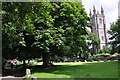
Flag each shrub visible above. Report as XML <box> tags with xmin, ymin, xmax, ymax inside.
<box><xmin>99</xmin><ymin>46</ymin><xmax>112</xmax><ymax>54</ymax></box>
<box><xmin>95</xmin><ymin>53</ymin><xmax>111</xmax><ymax>57</ymax></box>
<box><xmin>111</xmin><ymin>53</ymin><xmax>120</xmax><ymax>56</ymax></box>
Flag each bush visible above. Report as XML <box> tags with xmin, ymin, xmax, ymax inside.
<box><xmin>99</xmin><ymin>46</ymin><xmax>112</xmax><ymax>54</ymax></box>
<box><xmin>95</xmin><ymin>53</ymin><xmax>111</xmax><ymax>57</ymax></box>
<box><xmin>111</xmin><ymin>53</ymin><xmax>120</xmax><ymax>56</ymax></box>
<box><xmin>92</xmin><ymin>53</ymin><xmax>120</xmax><ymax>61</ymax></box>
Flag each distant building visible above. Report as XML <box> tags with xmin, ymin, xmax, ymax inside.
<box><xmin>89</xmin><ymin>6</ymin><xmax>107</xmax><ymax>54</ymax></box>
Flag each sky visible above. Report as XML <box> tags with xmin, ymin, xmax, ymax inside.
<box><xmin>82</xmin><ymin>0</ymin><xmax>119</xmax><ymax>30</ymax></box>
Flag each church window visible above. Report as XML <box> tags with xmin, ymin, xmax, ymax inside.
<box><xmin>99</xmin><ymin>18</ymin><xmax>102</xmax><ymax>24</ymax></box>
<box><xmin>102</xmin><ymin>36</ymin><xmax>104</xmax><ymax>40</ymax></box>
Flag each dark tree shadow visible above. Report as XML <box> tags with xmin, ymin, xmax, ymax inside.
<box><xmin>2</xmin><ymin>61</ymin><xmax>118</xmax><ymax>78</ymax></box>
<box><xmin>30</xmin><ymin>61</ymin><xmax>118</xmax><ymax>78</ymax></box>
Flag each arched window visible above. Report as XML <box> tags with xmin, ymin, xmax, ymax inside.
<box><xmin>102</xmin><ymin>36</ymin><xmax>104</xmax><ymax>40</ymax></box>
<box><xmin>99</xmin><ymin>18</ymin><xmax>102</xmax><ymax>24</ymax></box>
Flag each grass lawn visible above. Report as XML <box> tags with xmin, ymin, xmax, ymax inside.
<box><xmin>29</xmin><ymin>61</ymin><xmax>118</xmax><ymax>78</ymax></box>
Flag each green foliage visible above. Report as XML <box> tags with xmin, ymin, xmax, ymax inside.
<box><xmin>86</xmin><ymin>29</ymin><xmax>100</xmax><ymax>48</ymax></box>
<box><xmin>111</xmin><ymin>53</ymin><xmax>120</xmax><ymax>56</ymax></box>
<box><xmin>108</xmin><ymin>18</ymin><xmax>120</xmax><ymax>53</ymax></box>
<box><xmin>95</xmin><ymin>53</ymin><xmax>111</xmax><ymax>57</ymax></box>
<box><xmin>99</xmin><ymin>46</ymin><xmax>112</xmax><ymax>54</ymax></box>
<box><xmin>2</xmin><ymin>2</ymin><xmax>96</xmax><ymax>63</ymax></box>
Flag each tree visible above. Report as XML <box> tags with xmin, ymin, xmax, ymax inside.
<box><xmin>2</xmin><ymin>2</ymin><xmax>36</xmax><ymax>68</ymax></box>
<box><xmin>32</xmin><ymin>2</ymin><xmax>90</xmax><ymax>66</ymax></box>
<box><xmin>86</xmin><ymin>29</ymin><xmax>100</xmax><ymax>54</ymax></box>
<box><xmin>108</xmin><ymin>18</ymin><xmax>120</xmax><ymax>54</ymax></box>
<box><xmin>2</xmin><ymin>2</ymin><xmax>94</xmax><ymax>67</ymax></box>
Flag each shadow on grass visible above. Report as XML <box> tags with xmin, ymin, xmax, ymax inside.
<box><xmin>2</xmin><ymin>68</ymin><xmax>26</xmax><ymax>77</ymax></box>
<box><xmin>30</xmin><ymin>61</ymin><xmax>118</xmax><ymax>78</ymax></box>
<box><xmin>2</xmin><ymin>61</ymin><xmax>118</xmax><ymax>79</ymax></box>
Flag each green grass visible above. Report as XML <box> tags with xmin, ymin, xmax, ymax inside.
<box><xmin>30</xmin><ymin>61</ymin><xmax>118</xmax><ymax>78</ymax></box>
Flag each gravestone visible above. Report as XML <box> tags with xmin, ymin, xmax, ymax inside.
<box><xmin>26</xmin><ymin>69</ymin><xmax>31</xmax><ymax>78</ymax></box>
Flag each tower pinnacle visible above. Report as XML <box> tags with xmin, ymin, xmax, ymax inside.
<box><xmin>93</xmin><ymin>5</ymin><xmax>96</xmax><ymax>14</ymax></box>
<box><xmin>89</xmin><ymin>9</ymin><xmax>92</xmax><ymax>17</ymax></box>
<box><xmin>101</xmin><ymin>6</ymin><xmax>104</xmax><ymax>15</ymax></box>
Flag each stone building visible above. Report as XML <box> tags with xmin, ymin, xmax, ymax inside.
<box><xmin>89</xmin><ymin>6</ymin><xmax>107</xmax><ymax>54</ymax></box>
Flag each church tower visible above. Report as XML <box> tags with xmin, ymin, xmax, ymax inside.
<box><xmin>89</xmin><ymin>6</ymin><xmax>107</xmax><ymax>54</ymax></box>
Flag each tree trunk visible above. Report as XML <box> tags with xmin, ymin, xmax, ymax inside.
<box><xmin>22</xmin><ymin>51</ymin><xmax>27</xmax><ymax>69</ymax></box>
<box><xmin>23</xmin><ymin>59</ymin><xmax>26</xmax><ymax>69</ymax></box>
<box><xmin>42</xmin><ymin>52</ymin><xmax>50</xmax><ymax>67</ymax></box>
<box><xmin>22</xmin><ymin>59</ymin><xmax>26</xmax><ymax>76</ymax></box>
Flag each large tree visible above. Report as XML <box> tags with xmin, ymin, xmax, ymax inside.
<box><xmin>2</xmin><ymin>2</ymin><xmax>95</xmax><ymax>67</ymax></box>
<box><xmin>2</xmin><ymin>2</ymin><xmax>37</xmax><ymax>68</ymax></box>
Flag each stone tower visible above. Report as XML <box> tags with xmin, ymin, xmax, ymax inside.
<box><xmin>89</xmin><ymin>6</ymin><xmax>107</xmax><ymax>54</ymax></box>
